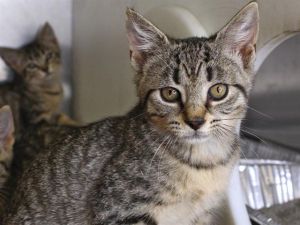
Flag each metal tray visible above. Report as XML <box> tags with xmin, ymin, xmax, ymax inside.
<box><xmin>239</xmin><ymin>159</ymin><xmax>300</xmax><ymax>209</ymax></box>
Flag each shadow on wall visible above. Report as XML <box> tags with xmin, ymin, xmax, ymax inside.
<box><xmin>245</xmin><ymin>34</ymin><xmax>300</xmax><ymax>150</ymax></box>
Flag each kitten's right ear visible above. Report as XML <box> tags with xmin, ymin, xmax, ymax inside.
<box><xmin>0</xmin><ymin>106</ymin><xmax>14</xmax><ymax>151</ymax></box>
<box><xmin>126</xmin><ymin>8</ymin><xmax>169</xmax><ymax>70</ymax></box>
<box><xmin>0</xmin><ymin>48</ymin><xmax>24</xmax><ymax>74</ymax></box>
<box><xmin>37</xmin><ymin>22</ymin><xmax>59</xmax><ymax>50</ymax></box>
<box><xmin>216</xmin><ymin>2</ymin><xmax>259</xmax><ymax>70</ymax></box>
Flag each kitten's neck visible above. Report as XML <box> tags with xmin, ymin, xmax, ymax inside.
<box><xmin>20</xmin><ymin>82</ymin><xmax>63</xmax><ymax>124</ymax></box>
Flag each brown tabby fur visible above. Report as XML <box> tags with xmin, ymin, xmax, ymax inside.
<box><xmin>0</xmin><ymin>22</ymin><xmax>76</xmax><ymax>138</ymax></box>
<box><xmin>0</xmin><ymin>23</ymin><xmax>78</xmax><ymax>221</ymax></box>
<box><xmin>5</xmin><ymin>3</ymin><xmax>258</xmax><ymax>225</ymax></box>
<box><xmin>0</xmin><ymin>106</ymin><xmax>14</xmax><ymax>220</ymax></box>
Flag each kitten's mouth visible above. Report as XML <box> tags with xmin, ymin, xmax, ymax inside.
<box><xmin>182</xmin><ymin>132</ymin><xmax>210</xmax><ymax>143</ymax></box>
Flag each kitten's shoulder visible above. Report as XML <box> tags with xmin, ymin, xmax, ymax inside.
<box><xmin>86</xmin><ymin>115</ymin><xmax>127</xmax><ymax>132</ymax></box>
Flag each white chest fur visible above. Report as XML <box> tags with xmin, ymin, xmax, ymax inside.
<box><xmin>151</xmin><ymin>159</ymin><xmax>235</xmax><ymax>225</ymax></box>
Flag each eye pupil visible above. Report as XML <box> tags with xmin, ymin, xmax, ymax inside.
<box><xmin>27</xmin><ymin>63</ymin><xmax>36</xmax><ymax>69</ymax></box>
<box><xmin>161</xmin><ymin>87</ymin><xmax>180</xmax><ymax>102</ymax></box>
<box><xmin>209</xmin><ymin>84</ymin><xmax>228</xmax><ymax>101</ymax></box>
<box><xmin>217</xmin><ymin>86</ymin><xmax>224</xmax><ymax>94</ymax></box>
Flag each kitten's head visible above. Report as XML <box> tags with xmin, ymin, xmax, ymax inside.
<box><xmin>0</xmin><ymin>23</ymin><xmax>61</xmax><ymax>85</ymax></box>
<box><xmin>0</xmin><ymin>106</ymin><xmax>14</xmax><ymax>164</ymax></box>
<box><xmin>126</xmin><ymin>3</ymin><xmax>259</xmax><ymax>167</ymax></box>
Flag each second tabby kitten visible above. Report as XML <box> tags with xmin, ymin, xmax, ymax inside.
<box><xmin>5</xmin><ymin>3</ymin><xmax>259</xmax><ymax>225</ymax></box>
<box><xmin>0</xmin><ymin>106</ymin><xmax>14</xmax><ymax>219</ymax></box>
<box><xmin>0</xmin><ymin>23</ymin><xmax>77</xmax><ymax>219</ymax></box>
<box><xmin>0</xmin><ymin>22</ymin><xmax>74</xmax><ymax>138</ymax></box>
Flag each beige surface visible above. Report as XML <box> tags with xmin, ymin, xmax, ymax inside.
<box><xmin>73</xmin><ymin>0</ymin><xmax>135</xmax><ymax>122</ymax></box>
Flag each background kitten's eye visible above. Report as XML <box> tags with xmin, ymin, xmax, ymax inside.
<box><xmin>47</xmin><ymin>52</ymin><xmax>56</xmax><ymax>60</ymax></box>
<box><xmin>161</xmin><ymin>87</ymin><xmax>180</xmax><ymax>102</ymax></box>
<box><xmin>27</xmin><ymin>63</ymin><xmax>37</xmax><ymax>70</ymax></box>
<box><xmin>209</xmin><ymin>84</ymin><xmax>228</xmax><ymax>100</ymax></box>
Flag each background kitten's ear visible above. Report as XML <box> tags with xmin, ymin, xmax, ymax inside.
<box><xmin>216</xmin><ymin>2</ymin><xmax>259</xmax><ymax>69</ymax></box>
<box><xmin>0</xmin><ymin>106</ymin><xmax>14</xmax><ymax>151</ymax></box>
<box><xmin>0</xmin><ymin>48</ymin><xmax>24</xmax><ymax>74</ymax></box>
<box><xmin>37</xmin><ymin>22</ymin><xmax>59</xmax><ymax>50</ymax></box>
<box><xmin>126</xmin><ymin>8</ymin><xmax>169</xmax><ymax>70</ymax></box>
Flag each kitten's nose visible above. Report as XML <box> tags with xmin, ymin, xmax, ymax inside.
<box><xmin>186</xmin><ymin>118</ymin><xmax>205</xmax><ymax>130</ymax></box>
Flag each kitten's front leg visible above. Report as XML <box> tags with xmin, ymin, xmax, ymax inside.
<box><xmin>194</xmin><ymin>216</ymin><xmax>213</xmax><ymax>225</ymax></box>
<box><xmin>195</xmin><ymin>200</ymin><xmax>229</xmax><ymax>225</ymax></box>
<box><xmin>57</xmin><ymin>113</ymin><xmax>80</xmax><ymax>126</ymax></box>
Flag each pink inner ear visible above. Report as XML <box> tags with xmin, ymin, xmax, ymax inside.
<box><xmin>240</xmin><ymin>45</ymin><xmax>255</xmax><ymax>69</ymax></box>
<box><xmin>223</xmin><ymin>19</ymin><xmax>258</xmax><ymax>69</ymax></box>
<box><xmin>130</xmin><ymin>50</ymin><xmax>146</xmax><ymax>70</ymax></box>
<box><xmin>218</xmin><ymin>3</ymin><xmax>258</xmax><ymax>69</ymax></box>
<box><xmin>127</xmin><ymin>31</ymin><xmax>147</xmax><ymax>67</ymax></box>
<box><xmin>126</xmin><ymin>9</ymin><xmax>169</xmax><ymax>71</ymax></box>
<box><xmin>127</xmin><ymin>31</ymin><xmax>139</xmax><ymax>51</ymax></box>
<box><xmin>129</xmin><ymin>50</ymin><xmax>133</xmax><ymax>59</ymax></box>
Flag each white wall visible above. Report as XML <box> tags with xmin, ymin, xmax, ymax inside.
<box><xmin>0</xmin><ymin>0</ymin><xmax>72</xmax><ymax>113</ymax></box>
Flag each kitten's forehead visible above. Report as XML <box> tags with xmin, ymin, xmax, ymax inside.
<box><xmin>170</xmin><ymin>37</ymin><xmax>241</xmax><ymax>85</ymax></box>
<box><xmin>174</xmin><ymin>37</ymin><xmax>214</xmax><ymax>65</ymax></box>
<box><xmin>139</xmin><ymin>36</ymin><xmax>248</xmax><ymax>100</ymax></box>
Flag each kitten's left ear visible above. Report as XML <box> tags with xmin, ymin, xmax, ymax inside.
<box><xmin>37</xmin><ymin>22</ymin><xmax>59</xmax><ymax>50</ymax></box>
<box><xmin>216</xmin><ymin>2</ymin><xmax>259</xmax><ymax>69</ymax></box>
<box><xmin>0</xmin><ymin>48</ymin><xmax>24</xmax><ymax>74</ymax></box>
<box><xmin>126</xmin><ymin>8</ymin><xmax>169</xmax><ymax>70</ymax></box>
<box><xmin>0</xmin><ymin>106</ymin><xmax>14</xmax><ymax>151</ymax></box>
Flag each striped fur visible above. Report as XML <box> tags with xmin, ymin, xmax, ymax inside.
<box><xmin>0</xmin><ymin>106</ymin><xmax>14</xmax><ymax>220</ymax></box>
<box><xmin>5</xmin><ymin>3</ymin><xmax>258</xmax><ymax>225</ymax></box>
<box><xmin>0</xmin><ymin>23</ymin><xmax>77</xmax><ymax>221</ymax></box>
<box><xmin>0</xmin><ymin>23</ymin><xmax>76</xmax><ymax>133</ymax></box>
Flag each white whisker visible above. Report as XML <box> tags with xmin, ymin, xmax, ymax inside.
<box><xmin>149</xmin><ymin>135</ymin><xmax>170</xmax><ymax>168</ymax></box>
<box><xmin>247</xmin><ymin>105</ymin><xmax>273</xmax><ymax>119</ymax></box>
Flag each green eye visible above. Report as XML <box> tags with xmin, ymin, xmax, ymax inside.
<box><xmin>209</xmin><ymin>84</ymin><xmax>228</xmax><ymax>100</ymax></box>
<box><xmin>47</xmin><ymin>52</ymin><xmax>57</xmax><ymax>60</ymax></box>
<box><xmin>27</xmin><ymin>63</ymin><xmax>37</xmax><ymax>70</ymax></box>
<box><xmin>161</xmin><ymin>87</ymin><xmax>180</xmax><ymax>102</ymax></box>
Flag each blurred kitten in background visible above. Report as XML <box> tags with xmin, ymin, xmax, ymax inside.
<box><xmin>0</xmin><ymin>24</ymin><xmax>78</xmax><ymax>218</ymax></box>
<box><xmin>0</xmin><ymin>106</ymin><xmax>14</xmax><ymax>219</ymax></box>
<box><xmin>0</xmin><ymin>22</ymin><xmax>76</xmax><ymax>139</ymax></box>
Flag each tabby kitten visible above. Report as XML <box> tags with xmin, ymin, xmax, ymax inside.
<box><xmin>0</xmin><ymin>106</ymin><xmax>14</xmax><ymax>218</ymax></box>
<box><xmin>5</xmin><ymin>3</ymin><xmax>259</xmax><ymax>225</ymax></box>
<box><xmin>0</xmin><ymin>22</ymin><xmax>74</xmax><ymax>138</ymax></box>
<box><xmin>0</xmin><ymin>23</ymin><xmax>75</xmax><ymax>215</ymax></box>
<box><xmin>0</xmin><ymin>23</ymin><xmax>76</xmax><ymax>218</ymax></box>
